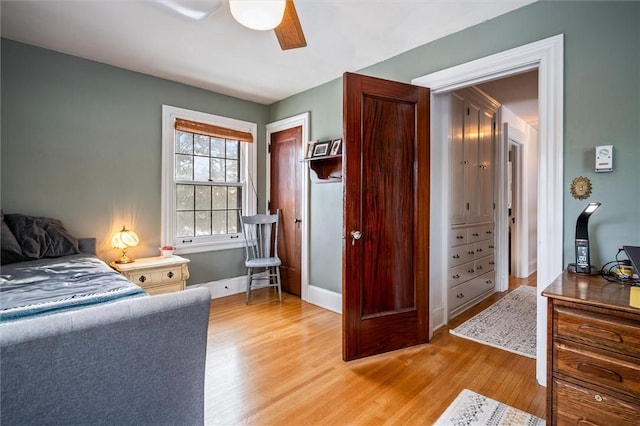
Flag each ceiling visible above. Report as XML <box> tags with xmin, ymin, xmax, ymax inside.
<box><xmin>477</xmin><ymin>70</ymin><xmax>539</xmax><ymax>129</ymax></box>
<box><xmin>1</xmin><ymin>0</ymin><xmax>537</xmax><ymax>106</ymax></box>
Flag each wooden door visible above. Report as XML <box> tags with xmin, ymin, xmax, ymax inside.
<box><xmin>342</xmin><ymin>72</ymin><xmax>430</xmax><ymax>361</ymax></box>
<box><xmin>270</xmin><ymin>127</ymin><xmax>302</xmax><ymax>296</ymax></box>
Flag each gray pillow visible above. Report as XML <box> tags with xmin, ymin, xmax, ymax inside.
<box><xmin>1</xmin><ymin>215</ymin><xmax>25</xmax><ymax>264</ymax></box>
<box><xmin>3</xmin><ymin>214</ymin><xmax>80</xmax><ymax>260</ymax></box>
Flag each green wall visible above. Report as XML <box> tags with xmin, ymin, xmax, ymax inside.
<box><xmin>2</xmin><ymin>1</ymin><xmax>639</xmax><ymax>293</ymax></box>
<box><xmin>0</xmin><ymin>39</ymin><xmax>269</xmax><ymax>284</ymax></box>
<box><xmin>270</xmin><ymin>0</ymin><xmax>640</xmax><ymax>291</ymax></box>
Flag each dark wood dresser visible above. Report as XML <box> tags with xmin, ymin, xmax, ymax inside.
<box><xmin>543</xmin><ymin>271</ymin><xmax>640</xmax><ymax>425</ymax></box>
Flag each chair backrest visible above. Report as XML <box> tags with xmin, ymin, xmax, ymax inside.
<box><xmin>240</xmin><ymin>210</ymin><xmax>280</xmax><ymax>261</ymax></box>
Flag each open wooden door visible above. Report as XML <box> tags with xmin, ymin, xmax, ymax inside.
<box><xmin>342</xmin><ymin>72</ymin><xmax>430</xmax><ymax>361</ymax></box>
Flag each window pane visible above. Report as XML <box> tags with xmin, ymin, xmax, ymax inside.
<box><xmin>176</xmin><ymin>131</ymin><xmax>193</xmax><ymax>154</ymax></box>
<box><xmin>212</xmin><ymin>211</ymin><xmax>226</xmax><ymax>234</ymax></box>
<box><xmin>211</xmin><ymin>137</ymin><xmax>225</xmax><ymax>157</ymax></box>
<box><xmin>226</xmin><ymin>140</ymin><xmax>239</xmax><ymax>159</ymax></box>
<box><xmin>226</xmin><ymin>159</ymin><xmax>239</xmax><ymax>182</ymax></box>
<box><xmin>228</xmin><ymin>186</ymin><xmax>240</xmax><ymax>209</ymax></box>
<box><xmin>195</xmin><ymin>186</ymin><xmax>211</xmax><ymax>210</ymax></box>
<box><xmin>177</xmin><ymin>211</ymin><xmax>194</xmax><ymax>237</ymax></box>
<box><xmin>176</xmin><ymin>184</ymin><xmax>194</xmax><ymax>210</ymax></box>
<box><xmin>210</xmin><ymin>158</ymin><xmax>224</xmax><ymax>182</ymax></box>
<box><xmin>194</xmin><ymin>156</ymin><xmax>209</xmax><ymax>181</ymax></box>
<box><xmin>212</xmin><ymin>186</ymin><xmax>227</xmax><ymax>210</ymax></box>
<box><xmin>196</xmin><ymin>211</ymin><xmax>212</xmax><ymax>236</ymax></box>
<box><xmin>228</xmin><ymin>210</ymin><xmax>240</xmax><ymax>234</ymax></box>
<box><xmin>194</xmin><ymin>134</ymin><xmax>210</xmax><ymax>156</ymax></box>
<box><xmin>175</xmin><ymin>154</ymin><xmax>193</xmax><ymax>180</ymax></box>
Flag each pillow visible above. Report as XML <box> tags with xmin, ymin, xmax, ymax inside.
<box><xmin>3</xmin><ymin>213</ymin><xmax>80</xmax><ymax>260</ymax></box>
<box><xmin>1</xmin><ymin>214</ymin><xmax>26</xmax><ymax>264</ymax></box>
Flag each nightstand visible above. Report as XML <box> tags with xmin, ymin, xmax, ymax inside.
<box><xmin>110</xmin><ymin>255</ymin><xmax>190</xmax><ymax>295</ymax></box>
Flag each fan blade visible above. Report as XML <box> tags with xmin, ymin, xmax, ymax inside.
<box><xmin>274</xmin><ymin>0</ymin><xmax>306</xmax><ymax>50</ymax></box>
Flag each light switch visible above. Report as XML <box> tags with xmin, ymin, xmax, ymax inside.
<box><xmin>595</xmin><ymin>145</ymin><xmax>613</xmax><ymax>172</ymax></box>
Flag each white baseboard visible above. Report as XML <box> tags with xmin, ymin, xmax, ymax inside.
<box><xmin>191</xmin><ymin>276</ymin><xmax>246</xmax><ymax>299</ymax></box>
<box><xmin>305</xmin><ymin>285</ymin><xmax>342</xmax><ymax>314</ymax></box>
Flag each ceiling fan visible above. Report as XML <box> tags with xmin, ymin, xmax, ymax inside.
<box><xmin>157</xmin><ymin>0</ymin><xmax>306</xmax><ymax>50</ymax></box>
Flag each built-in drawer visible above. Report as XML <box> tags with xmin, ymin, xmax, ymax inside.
<box><xmin>554</xmin><ymin>305</ymin><xmax>640</xmax><ymax>358</ymax></box>
<box><xmin>481</xmin><ymin>224</ymin><xmax>494</xmax><ymax>240</ymax></box>
<box><xmin>449</xmin><ymin>271</ymin><xmax>494</xmax><ymax>310</ymax></box>
<box><xmin>473</xmin><ymin>239</ymin><xmax>494</xmax><ymax>259</ymax></box>
<box><xmin>475</xmin><ymin>255</ymin><xmax>495</xmax><ymax>275</ymax></box>
<box><xmin>552</xmin><ymin>378</ymin><xmax>640</xmax><ymax>425</ymax></box>
<box><xmin>467</xmin><ymin>225</ymin><xmax>484</xmax><ymax>243</ymax></box>
<box><xmin>449</xmin><ymin>228</ymin><xmax>467</xmax><ymax>247</ymax></box>
<box><xmin>448</xmin><ymin>261</ymin><xmax>475</xmax><ymax>288</ymax></box>
<box><xmin>449</xmin><ymin>243</ymin><xmax>475</xmax><ymax>267</ymax></box>
<box><xmin>554</xmin><ymin>340</ymin><xmax>640</xmax><ymax>398</ymax></box>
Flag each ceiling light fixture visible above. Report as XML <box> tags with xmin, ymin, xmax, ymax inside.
<box><xmin>229</xmin><ymin>0</ymin><xmax>286</xmax><ymax>31</ymax></box>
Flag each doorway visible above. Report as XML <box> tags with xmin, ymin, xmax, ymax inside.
<box><xmin>412</xmin><ymin>34</ymin><xmax>564</xmax><ymax>385</ymax></box>
<box><xmin>266</xmin><ymin>113</ymin><xmax>310</xmax><ymax>299</ymax></box>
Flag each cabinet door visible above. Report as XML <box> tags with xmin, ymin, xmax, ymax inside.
<box><xmin>449</xmin><ymin>93</ymin><xmax>466</xmax><ymax>224</ymax></box>
<box><xmin>464</xmin><ymin>101</ymin><xmax>481</xmax><ymax>221</ymax></box>
<box><xmin>478</xmin><ymin>109</ymin><xmax>495</xmax><ymax>222</ymax></box>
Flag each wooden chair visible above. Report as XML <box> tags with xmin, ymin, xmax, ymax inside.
<box><xmin>239</xmin><ymin>210</ymin><xmax>282</xmax><ymax>304</ymax></box>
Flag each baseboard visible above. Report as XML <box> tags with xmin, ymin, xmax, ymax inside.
<box><xmin>305</xmin><ymin>285</ymin><xmax>342</xmax><ymax>314</ymax></box>
<box><xmin>191</xmin><ymin>276</ymin><xmax>246</xmax><ymax>299</ymax></box>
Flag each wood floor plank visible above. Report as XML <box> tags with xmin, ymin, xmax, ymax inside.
<box><xmin>205</xmin><ymin>278</ymin><xmax>545</xmax><ymax>425</ymax></box>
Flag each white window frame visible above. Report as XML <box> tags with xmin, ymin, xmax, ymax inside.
<box><xmin>161</xmin><ymin>105</ymin><xmax>257</xmax><ymax>254</ymax></box>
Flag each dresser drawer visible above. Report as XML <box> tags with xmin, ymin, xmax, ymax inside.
<box><xmin>449</xmin><ymin>228</ymin><xmax>467</xmax><ymax>247</ymax></box>
<box><xmin>554</xmin><ymin>340</ymin><xmax>640</xmax><ymax>398</ymax></box>
<box><xmin>554</xmin><ymin>305</ymin><xmax>640</xmax><ymax>358</ymax></box>
<box><xmin>448</xmin><ymin>261</ymin><xmax>475</xmax><ymax>287</ymax></box>
<box><xmin>473</xmin><ymin>239</ymin><xmax>494</xmax><ymax>259</ymax></box>
<box><xmin>449</xmin><ymin>243</ymin><xmax>475</xmax><ymax>267</ymax></box>
<box><xmin>552</xmin><ymin>378</ymin><xmax>640</xmax><ymax>425</ymax></box>
<box><xmin>144</xmin><ymin>281</ymin><xmax>185</xmax><ymax>296</ymax></box>
<box><xmin>449</xmin><ymin>272</ymin><xmax>494</xmax><ymax>310</ymax></box>
<box><xmin>466</xmin><ymin>225</ymin><xmax>484</xmax><ymax>243</ymax></box>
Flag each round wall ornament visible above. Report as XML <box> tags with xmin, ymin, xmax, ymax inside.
<box><xmin>570</xmin><ymin>176</ymin><xmax>592</xmax><ymax>200</ymax></box>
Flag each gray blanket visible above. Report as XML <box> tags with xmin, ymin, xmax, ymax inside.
<box><xmin>0</xmin><ymin>254</ymin><xmax>146</xmax><ymax>322</ymax></box>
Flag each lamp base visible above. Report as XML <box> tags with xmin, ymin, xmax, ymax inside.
<box><xmin>115</xmin><ymin>255</ymin><xmax>135</xmax><ymax>264</ymax></box>
<box><xmin>566</xmin><ymin>263</ymin><xmax>599</xmax><ymax>275</ymax></box>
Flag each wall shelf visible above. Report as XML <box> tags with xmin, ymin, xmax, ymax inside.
<box><xmin>303</xmin><ymin>155</ymin><xmax>342</xmax><ymax>183</ymax></box>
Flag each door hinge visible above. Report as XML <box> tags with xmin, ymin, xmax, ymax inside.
<box><xmin>268</xmin><ymin>143</ymin><xmax>271</xmax><ymax>154</ymax></box>
<box><xmin>268</xmin><ymin>201</ymin><xmax>271</xmax><ymax>212</ymax></box>
<box><xmin>466</xmin><ymin>107</ymin><xmax>470</xmax><ymax>115</ymax></box>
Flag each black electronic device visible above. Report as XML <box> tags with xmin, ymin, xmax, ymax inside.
<box><xmin>574</xmin><ymin>202</ymin><xmax>601</xmax><ymax>275</ymax></box>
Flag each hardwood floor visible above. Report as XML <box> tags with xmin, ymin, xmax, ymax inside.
<box><xmin>204</xmin><ymin>275</ymin><xmax>544</xmax><ymax>425</ymax></box>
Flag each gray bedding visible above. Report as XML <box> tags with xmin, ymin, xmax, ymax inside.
<box><xmin>0</xmin><ymin>254</ymin><xmax>146</xmax><ymax>322</ymax></box>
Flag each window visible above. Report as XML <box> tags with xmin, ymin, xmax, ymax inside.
<box><xmin>162</xmin><ymin>105</ymin><xmax>257</xmax><ymax>253</ymax></box>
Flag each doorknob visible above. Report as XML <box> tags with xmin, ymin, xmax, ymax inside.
<box><xmin>350</xmin><ymin>230</ymin><xmax>362</xmax><ymax>246</ymax></box>
<box><xmin>294</xmin><ymin>218</ymin><xmax>302</xmax><ymax>224</ymax></box>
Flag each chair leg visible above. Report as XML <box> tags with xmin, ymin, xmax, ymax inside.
<box><xmin>275</xmin><ymin>266</ymin><xmax>282</xmax><ymax>302</ymax></box>
<box><xmin>246</xmin><ymin>268</ymin><xmax>252</xmax><ymax>304</ymax></box>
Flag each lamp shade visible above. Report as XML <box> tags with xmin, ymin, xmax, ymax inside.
<box><xmin>229</xmin><ymin>0</ymin><xmax>286</xmax><ymax>31</ymax></box>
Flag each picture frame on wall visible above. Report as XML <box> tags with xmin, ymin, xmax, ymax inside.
<box><xmin>330</xmin><ymin>138</ymin><xmax>342</xmax><ymax>156</ymax></box>
<box><xmin>312</xmin><ymin>141</ymin><xmax>331</xmax><ymax>157</ymax></box>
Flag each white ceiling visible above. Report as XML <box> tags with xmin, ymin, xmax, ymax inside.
<box><xmin>1</xmin><ymin>0</ymin><xmax>537</xmax><ymax>106</ymax></box>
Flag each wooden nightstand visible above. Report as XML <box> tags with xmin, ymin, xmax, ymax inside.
<box><xmin>110</xmin><ymin>255</ymin><xmax>190</xmax><ymax>295</ymax></box>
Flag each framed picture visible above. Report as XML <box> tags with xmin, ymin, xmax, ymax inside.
<box><xmin>330</xmin><ymin>138</ymin><xmax>342</xmax><ymax>156</ymax></box>
<box><xmin>312</xmin><ymin>141</ymin><xmax>330</xmax><ymax>157</ymax></box>
<box><xmin>305</xmin><ymin>140</ymin><xmax>318</xmax><ymax>158</ymax></box>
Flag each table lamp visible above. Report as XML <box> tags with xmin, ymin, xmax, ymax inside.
<box><xmin>112</xmin><ymin>226</ymin><xmax>139</xmax><ymax>264</ymax></box>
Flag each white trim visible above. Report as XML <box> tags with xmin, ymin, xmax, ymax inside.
<box><xmin>306</xmin><ymin>285</ymin><xmax>342</xmax><ymax>314</ymax></box>
<box><xmin>265</xmin><ymin>113</ymin><xmax>312</xmax><ymax>303</ymax></box>
<box><xmin>161</xmin><ymin>105</ymin><xmax>257</xmax><ymax>254</ymax></box>
<box><xmin>412</xmin><ymin>34</ymin><xmax>564</xmax><ymax>386</ymax></box>
<box><xmin>192</xmin><ymin>276</ymin><xmax>246</xmax><ymax>299</ymax></box>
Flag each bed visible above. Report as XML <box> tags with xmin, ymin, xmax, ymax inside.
<box><xmin>0</xmin><ymin>213</ymin><xmax>211</xmax><ymax>425</ymax></box>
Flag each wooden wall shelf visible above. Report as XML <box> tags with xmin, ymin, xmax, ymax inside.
<box><xmin>303</xmin><ymin>155</ymin><xmax>342</xmax><ymax>183</ymax></box>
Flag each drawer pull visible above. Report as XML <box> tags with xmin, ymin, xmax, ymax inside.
<box><xmin>577</xmin><ymin>362</ymin><xmax>623</xmax><ymax>383</ymax></box>
<box><xmin>139</xmin><ymin>275</ymin><xmax>147</xmax><ymax>283</ymax></box>
<box><xmin>452</xmin><ymin>254</ymin><xmax>460</xmax><ymax>259</ymax></box>
<box><xmin>452</xmin><ymin>274</ymin><xmax>460</xmax><ymax>279</ymax></box>
<box><xmin>477</xmin><ymin>265</ymin><xmax>483</xmax><ymax>270</ymax></box>
<box><xmin>468</xmin><ymin>251</ymin><xmax>475</xmax><ymax>255</ymax></box>
<box><xmin>476</xmin><ymin>248</ymin><xmax>483</xmax><ymax>252</ymax></box>
<box><xmin>577</xmin><ymin>324</ymin><xmax>623</xmax><ymax>343</ymax></box>
<box><xmin>594</xmin><ymin>394</ymin><xmax>603</xmax><ymax>403</ymax></box>
<box><xmin>167</xmin><ymin>271</ymin><xmax>174</xmax><ymax>279</ymax></box>
<box><xmin>467</xmin><ymin>268</ymin><xmax>475</xmax><ymax>273</ymax></box>
<box><xmin>472</xmin><ymin>233</ymin><xmax>480</xmax><ymax>237</ymax></box>
<box><xmin>457</xmin><ymin>293</ymin><xmax>464</xmax><ymax>299</ymax></box>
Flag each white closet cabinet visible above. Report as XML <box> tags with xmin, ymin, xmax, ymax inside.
<box><xmin>448</xmin><ymin>87</ymin><xmax>499</xmax><ymax>319</ymax></box>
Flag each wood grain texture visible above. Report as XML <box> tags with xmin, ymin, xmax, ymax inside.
<box><xmin>204</xmin><ymin>277</ymin><xmax>545</xmax><ymax>425</ymax></box>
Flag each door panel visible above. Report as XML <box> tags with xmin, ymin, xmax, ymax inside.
<box><xmin>342</xmin><ymin>72</ymin><xmax>430</xmax><ymax>361</ymax></box>
<box><xmin>270</xmin><ymin>127</ymin><xmax>302</xmax><ymax>296</ymax></box>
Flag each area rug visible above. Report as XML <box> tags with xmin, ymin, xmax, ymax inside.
<box><xmin>434</xmin><ymin>389</ymin><xmax>545</xmax><ymax>426</ymax></box>
<box><xmin>450</xmin><ymin>285</ymin><xmax>537</xmax><ymax>358</ymax></box>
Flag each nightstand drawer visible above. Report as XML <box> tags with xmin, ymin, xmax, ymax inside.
<box><xmin>554</xmin><ymin>305</ymin><xmax>640</xmax><ymax>357</ymax></box>
<box><xmin>143</xmin><ymin>281</ymin><xmax>185</xmax><ymax>296</ymax></box>
<box><xmin>554</xmin><ymin>340</ymin><xmax>640</xmax><ymax>398</ymax></box>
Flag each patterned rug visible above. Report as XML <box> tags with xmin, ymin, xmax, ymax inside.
<box><xmin>434</xmin><ymin>389</ymin><xmax>545</xmax><ymax>425</ymax></box>
<box><xmin>450</xmin><ymin>285</ymin><xmax>537</xmax><ymax>358</ymax></box>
